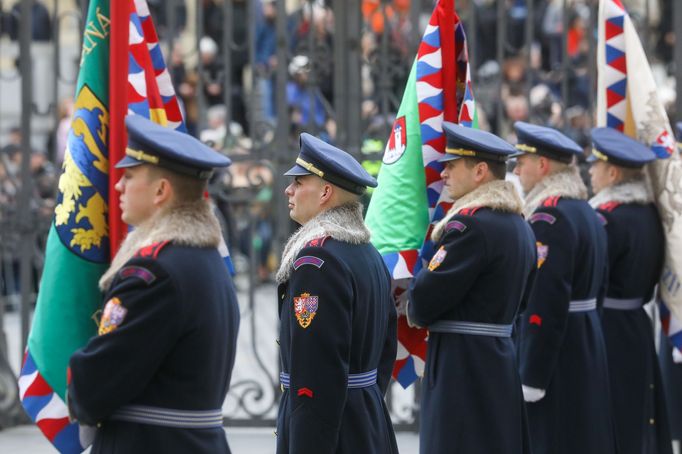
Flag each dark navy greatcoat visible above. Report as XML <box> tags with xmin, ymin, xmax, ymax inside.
<box><xmin>276</xmin><ymin>237</ymin><xmax>398</xmax><ymax>454</ymax></box>
<box><xmin>409</xmin><ymin>207</ymin><xmax>536</xmax><ymax>454</ymax></box>
<box><xmin>660</xmin><ymin>332</ymin><xmax>682</xmax><ymax>442</ymax></box>
<box><xmin>597</xmin><ymin>201</ymin><xmax>671</xmax><ymax>454</ymax></box>
<box><xmin>68</xmin><ymin>242</ymin><xmax>240</xmax><ymax>454</ymax></box>
<box><xmin>519</xmin><ymin>197</ymin><xmax>617</xmax><ymax>454</ymax></box>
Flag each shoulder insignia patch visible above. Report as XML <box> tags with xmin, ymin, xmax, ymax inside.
<box><xmin>293</xmin><ymin>255</ymin><xmax>325</xmax><ymax>270</ymax></box>
<box><xmin>304</xmin><ymin>236</ymin><xmax>330</xmax><ymax>248</ymax></box>
<box><xmin>428</xmin><ymin>246</ymin><xmax>447</xmax><ymax>271</ymax></box>
<box><xmin>536</xmin><ymin>242</ymin><xmax>548</xmax><ymax>269</ymax></box>
<box><xmin>528</xmin><ymin>212</ymin><xmax>557</xmax><ymax>224</ymax></box>
<box><xmin>135</xmin><ymin>240</ymin><xmax>170</xmax><ymax>259</ymax></box>
<box><xmin>98</xmin><ymin>297</ymin><xmax>128</xmax><ymax>335</ymax></box>
<box><xmin>542</xmin><ymin>196</ymin><xmax>561</xmax><ymax>207</ymax></box>
<box><xmin>598</xmin><ymin>201</ymin><xmax>621</xmax><ymax>213</ymax></box>
<box><xmin>596</xmin><ymin>212</ymin><xmax>608</xmax><ymax>226</ymax></box>
<box><xmin>294</xmin><ymin>293</ymin><xmax>319</xmax><ymax>328</ymax></box>
<box><xmin>459</xmin><ymin>207</ymin><xmax>481</xmax><ymax>216</ymax></box>
<box><xmin>118</xmin><ymin>266</ymin><xmax>156</xmax><ymax>285</ymax></box>
<box><xmin>445</xmin><ymin>220</ymin><xmax>467</xmax><ymax>233</ymax></box>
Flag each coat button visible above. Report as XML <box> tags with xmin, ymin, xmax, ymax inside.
<box><xmin>649</xmin><ymin>418</ymin><xmax>655</xmax><ymax>425</ymax></box>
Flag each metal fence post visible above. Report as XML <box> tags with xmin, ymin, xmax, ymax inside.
<box><xmin>18</xmin><ymin>0</ymin><xmax>34</xmax><ymax>365</ymax></box>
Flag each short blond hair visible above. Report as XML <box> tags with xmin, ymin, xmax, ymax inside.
<box><xmin>147</xmin><ymin>166</ymin><xmax>207</xmax><ymax>205</ymax></box>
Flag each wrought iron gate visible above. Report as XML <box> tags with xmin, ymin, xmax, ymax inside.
<box><xmin>1</xmin><ymin>0</ymin><xmax>680</xmax><ymax>432</ymax></box>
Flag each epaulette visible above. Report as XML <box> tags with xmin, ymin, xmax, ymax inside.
<box><xmin>304</xmin><ymin>236</ymin><xmax>330</xmax><ymax>248</ymax></box>
<box><xmin>459</xmin><ymin>207</ymin><xmax>481</xmax><ymax>216</ymax></box>
<box><xmin>134</xmin><ymin>240</ymin><xmax>170</xmax><ymax>259</ymax></box>
<box><xmin>598</xmin><ymin>201</ymin><xmax>621</xmax><ymax>213</ymax></box>
<box><xmin>542</xmin><ymin>196</ymin><xmax>561</xmax><ymax>208</ymax></box>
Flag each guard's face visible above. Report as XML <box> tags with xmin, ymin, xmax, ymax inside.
<box><xmin>589</xmin><ymin>160</ymin><xmax>612</xmax><ymax>194</ymax></box>
<box><xmin>285</xmin><ymin>175</ymin><xmax>325</xmax><ymax>225</ymax></box>
<box><xmin>441</xmin><ymin>159</ymin><xmax>476</xmax><ymax>200</ymax></box>
<box><xmin>513</xmin><ymin>154</ymin><xmax>543</xmax><ymax>195</ymax></box>
<box><xmin>115</xmin><ymin>165</ymin><xmax>159</xmax><ymax>227</ymax></box>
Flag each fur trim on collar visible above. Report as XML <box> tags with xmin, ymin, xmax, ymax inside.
<box><xmin>432</xmin><ymin>180</ymin><xmax>523</xmax><ymax>242</ymax></box>
<box><xmin>523</xmin><ymin>165</ymin><xmax>588</xmax><ymax>218</ymax></box>
<box><xmin>276</xmin><ymin>201</ymin><xmax>369</xmax><ymax>284</ymax></box>
<box><xmin>99</xmin><ymin>200</ymin><xmax>222</xmax><ymax>291</ymax></box>
<box><xmin>589</xmin><ymin>177</ymin><xmax>653</xmax><ymax>208</ymax></box>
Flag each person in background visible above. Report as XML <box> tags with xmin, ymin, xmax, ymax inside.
<box><xmin>409</xmin><ymin>123</ymin><xmax>536</xmax><ymax>454</ymax></box>
<box><xmin>275</xmin><ymin>132</ymin><xmax>398</xmax><ymax>454</ymax></box>
<box><xmin>68</xmin><ymin>116</ymin><xmax>240</xmax><ymax>453</ymax></box>
<box><xmin>588</xmin><ymin>127</ymin><xmax>671</xmax><ymax>454</ymax></box>
<box><xmin>513</xmin><ymin>121</ymin><xmax>617</xmax><ymax>454</ymax></box>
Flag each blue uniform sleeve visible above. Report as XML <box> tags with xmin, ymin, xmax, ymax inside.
<box><xmin>408</xmin><ymin>216</ymin><xmax>485</xmax><ymax>327</ymax></box>
<box><xmin>286</xmin><ymin>246</ymin><xmax>353</xmax><ymax>454</ymax></box>
<box><xmin>67</xmin><ymin>258</ymin><xmax>181</xmax><ymax>425</ymax></box>
<box><xmin>519</xmin><ymin>207</ymin><xmax>576</xmax><ymax>389</ymax></box>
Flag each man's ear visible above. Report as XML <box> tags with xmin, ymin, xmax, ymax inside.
<box><xmin>608</xmin><ymin>164</ymin><xmax>620</xmax><ymax>183</ymax></box>
<box><xmin>153</xmin><ymin>178</ymin><xmax>173</xmax><ymax>206</ymax></box>
<box><xmin>319</xmin><ymin>182</ymin><xmax>333</xmax><ymax>204</ymax></box>
<box><xmin>475</xmin><ymin>161</ymin><xmax>489</xmax><ymax>182</ymax></box>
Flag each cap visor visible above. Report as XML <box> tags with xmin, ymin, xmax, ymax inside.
<box><xmin>586</xmin><ymin>154</ymin><xmax>599</xmax><ymax>163</ymax></box>
<box><xmin>115</xmin><ymin>155</ymin><xmax>144</xmax><ymax>169</ymax></box>
<box><xmin>283</xmin><ymin>164</ymin><xmax>312</xmax><ymax>176</ymax></box>
<box><xmin>438</xmin><ymin>154</ymin><xmax>464</xmax><ymax>163</ymax></box>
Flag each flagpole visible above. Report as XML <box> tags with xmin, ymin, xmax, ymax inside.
<box><xmin>109</xmin><ymin>0</ymin><xmax>129</xmax><ymax>257</ymax></box>
<box><xmin>673</xmin><ymin>1</ymin><xmax>682</xmax><ymax>122</ymax></box>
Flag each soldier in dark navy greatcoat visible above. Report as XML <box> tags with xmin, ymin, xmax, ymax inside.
<box><xmin>588</xmin><ymin>127</ymin><xmax>671</xmax><ymax>454</ymax></box>
<box><xmin>275</xmin><ymin>133</ymin><xmax>398</xmax><ymax>454</ymax></box>
<box><xmin>408</xmin><ymin>122</ymin><xmax>536</xmax><ymax>454</ymax></box>
<box><xmin>67</xmin><ymin>115</ymin><xmax>240</xmax><ymax>453</ymax></box>
<box><xmin>513</xmin><ymin>121</ymin><xmax>617</xmax><ymax>454</ymax></box>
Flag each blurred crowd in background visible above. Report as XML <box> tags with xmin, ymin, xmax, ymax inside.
<box><xmin>0</xmin><ymin>0</ymin><xmax>677</xmax><ymax>301</ymax></box>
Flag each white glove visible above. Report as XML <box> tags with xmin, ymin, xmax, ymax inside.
<box><xmin>522</xmin><ymin>385</ymin><xmax>546</xmax><ymax>403</ymax></box>
<box><xmin>673</xmin><ymin>347</ymin><xmax>682</xmax><ymax>364</ymax></box>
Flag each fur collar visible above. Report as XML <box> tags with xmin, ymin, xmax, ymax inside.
<box><xmin>588</xmin><ymin>177</ymin><xmax>653</xmax><ymax>208</ymax></box>
<box><xmin>99</xmin><ymin>200</ymin><xmax>222</xmax><ymax>291</ymax></box>
<box><xmin>522</xmin><ymin>165</ymin><xmax>587</xmax><ymax>218</ymax></box>
<box><xmin>432</xmin><ymin>180</ymin><xmax>523</xmax><ymax>242</ymax></box>
<box><xmin>276</xmin><ymin>202</ymin><xmax>370</xmax><ymax>284</ymax></box>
